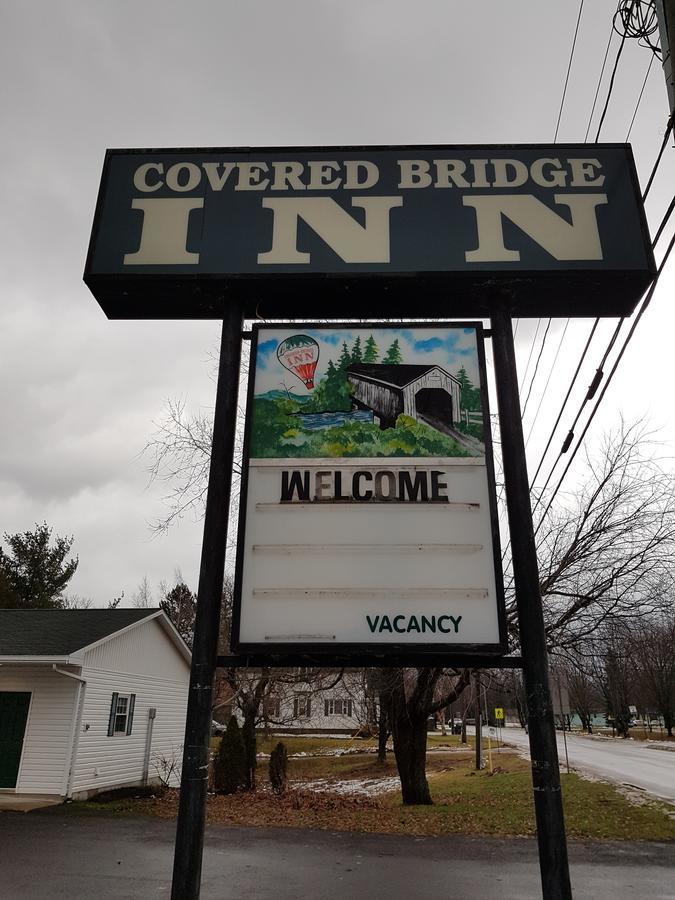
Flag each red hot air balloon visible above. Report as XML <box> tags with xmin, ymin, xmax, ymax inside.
<box><xmin>276</xmin><ymin>334</ymin><xmax>320</xmax><ymax>390</ymax></box>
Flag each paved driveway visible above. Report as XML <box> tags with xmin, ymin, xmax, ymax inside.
<box><xmin>1</xmin><ymin>810</ymin><xmax>674</xmax><ymax>899</ymax></box>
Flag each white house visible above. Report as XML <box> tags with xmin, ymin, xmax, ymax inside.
<box><xmin>259</xmin><ymin>670</ymin><xmax>373</xmax><ymax>735</ymax></box>
<box><xmin>0</xmin><ymin>608</ymin><xmax>190</xmax><ymax>801</ymax></box>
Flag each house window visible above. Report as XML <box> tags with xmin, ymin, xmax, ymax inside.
<box><xmin>114</xmin><ymin>695</ymin><xmax>129</xmax><ymax>732</ymax></box>
<box><xmin>264</xmin><ymin>697</ymin><xmax>281</xmax><ymax>718</ymax></box>
<box><xmin>107</xmin><ymin>692</ymin><xmax>136</xmax><ymax>736</ymax></box>
<box><xmin>295</xmin><ymin>667</ymin><xmax>313</xmax><ymax>683</ymax></box>
<box><xmin>324</xmin><ymin>699</ymin><xmax>353</xmax><ymax>717</ymax></box>
<box><xmin>293</xmin><ymin>694</ymin><xmax>311</xmax><ymax>718</ymax></box>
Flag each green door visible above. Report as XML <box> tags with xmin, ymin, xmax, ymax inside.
<box><xmin>0</xmin><ymin>692</ymin><xmax>31</xmax><ymax>788</ymax></box>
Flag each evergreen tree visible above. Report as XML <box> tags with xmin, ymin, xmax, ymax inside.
<box><xmin>269</xmin><ymin>742</ymin><xmax>288</xmax><ymax>794</ymax></box>
<box><xmin>337</xmin><ymin>341</ymin><xmax>352</xmax><ymax>371</ymax></box>
<box><xmin>160</xmin><ymin>582</ymin><xmax>197</xmax><ymax>648</ymax></box>
<box><xmin>0</xmin><ymin>523</ymin><xmax>78</xmax><ymax>609</ymax></box>
<box><xmin>351</xmin><ymin>336</ymin><xmax>363</xmax><ymax>364</ymax></box>
<box><xmin>382</xmin><ymin>339</ymin><xmax>403</xmax><ymax>365</ymax></box>
<box><xmin>242</xmin><ymin>714</ymin><xmax>257</xmax><ymax>790</ymax></box>
<box><xmin>0</xmin><ymin>567</ymin><xmax>18</xmax><ymax>608</ymax></box>
<box><xmin>213</xmin><ymin>716</ymin><xmax>247</xmax><ymax>794</ymax></box>
<box><xmin>363</xmin><ymin>335</ymin><xmax>379</xmax><ymax>363</ymax></box>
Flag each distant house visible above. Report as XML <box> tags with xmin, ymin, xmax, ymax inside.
<box><xmin>0</xmin><ymin>609</ymin><xmax>190</xmax><ymax>801</ymax></box>
<box><xmin>347</xmin><ymin>363</ymin><xmax>462</xmax><ymax>430</ymax></box>
<box><xmin>219</xmin><ymin>669</ymin><xmax>372</xmax><ymax>736</ymax></box>
<box><xmin>281</xmin><ymin>670</ymin><xmax>370</xmax><ymax>734</ymax></box>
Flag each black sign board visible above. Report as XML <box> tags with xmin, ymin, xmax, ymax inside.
<box><xmin>85</xmin><ymin>144</ymin><xmax>655</xmax><ymax>319</ymax></box>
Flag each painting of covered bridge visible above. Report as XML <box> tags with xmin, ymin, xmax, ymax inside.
<box><xmin>347</xmin><ymin>363</ymin><xmax>462</xmax><ymax>431</ymax></box>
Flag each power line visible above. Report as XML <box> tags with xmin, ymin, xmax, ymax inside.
<box><xmin>518</xmin><ymin>319</ymin><xmax>542</xmax><ymax>395</ymax></box>
<box><xmin>528</xmin><ymin>319</ymin><xmax>599</xmax><ymax>489</ymax></box>
<box><xmin>625</xmin><ymin>52</ymin><xmax>655</xmax><ymax>141</ymax></box>
<box><xmin>530</xmin><ymin>184</ymin><xmax>675</xmax><ymax>509</ymax></box>
<box><xmin>533</xmin><ymin>214</ymin><xmax>675</xmax><ymax>534</ymax></box>
<box><xmin>530</xmin><ymin>317</ymin><xmax>624</xmax><ymax>507</ymax></box>
<box><xmin>642</xmin><ymin>118</ymin><xmax>674</xmax><ymax>202</ymax></box>
<box><xmin>593</xmin><ymin>8</ymin><xmax>632</xmax><ymax>142</ymax></box>
<box><xmin>584</xmin><ymin>24</ymin><xmax>615</xmax><ymax>141</ymax></box>
<box><xmin>523</xmin><ymin>1</ymin><xmax>644</xmax><ymax>478</ymax></box>
<box><xmin>652</xmin><ymin>193</ymin><xmax>675</xmax><ymax>246</ymax></box>
<box><xmin>530</xmin><ymin>0</ymin><xmax>658</xmax><ymax>497</ymax></box>
<box><xmin>521</xmin><ymin>319</ymin><xmax>552</xmax><ymax>419</ymax></box>
<box><xmin>524</xmin><ymin>319</ymin><xmax>570</xmax><ymax>450</ymax></box>
<box><xmin>554</xmin><ymin>0</ymin><xmax>586</xmax><ymax>142</ymax></box>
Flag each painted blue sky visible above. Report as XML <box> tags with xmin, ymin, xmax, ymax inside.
<box><xmin>253</xmin><ymin>327</ymin><xmax>481</xmax><ymax>397</ymax></box>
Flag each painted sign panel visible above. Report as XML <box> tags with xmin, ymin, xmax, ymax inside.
<box><xmin>232</xmin><ymin>323</ymin><xmax>506</xmax><ymax>655</ymax></box>
<box><xmin>84</xmin><ymin>145</ymin><xmax>655</xmax><ymax>320</ymax></box>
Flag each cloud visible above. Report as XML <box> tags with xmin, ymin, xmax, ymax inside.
<box><xmin>414</xmin><ymin>337</ymin><xmax>444</xmax><ymax>352</ymax></box>
<box><xmin>256</xmin><ymin>338</ymin><xmax>278</xmax><ymax>369</ymax></box>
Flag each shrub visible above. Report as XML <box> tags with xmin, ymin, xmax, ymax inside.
<box><xmin>269</xmin><ymin>741</ymin><xmax>288</xmax><ymax>794</ymax></box>
<box><xmin>213</xmin><ymin>716</ymin><xmax>247</xmax><ymax>795</ymax></box>
<box><xmin>242</xmin><ymin>715</ymin><xmax>257</xmax><ymax>790</ymax></box>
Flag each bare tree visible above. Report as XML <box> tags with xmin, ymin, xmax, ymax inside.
<box><xmin>144</xmin><ymin>399</ymin><xmax>226</xmax><ymax>534</ymax></box>
<box><xmin>379</xmin><ymin>667</ymin><xmax>472</xmax><ymax>804</ymax></box>
<box><xmin>555</xmin><ymin>658</ymin><xmax>603</xmax><ymax>733</ymax></box>
<box><xmin>132</xmin><ymin>574</ymin><xmax>153</xmax><ymax>608</ymax></box>
<box><xmin>632</xmin><ymin>610</ymin><xmax>675</xmax><ymax>737</ymax></box>
<box><xmin>62</xmin><ymin>595</ymin><xmax>94</xmax><ymax>609</ymax></box>
<box><xmin>525</xmin><ymin>422</ymin><xmax>675</xmax><ymax>651</ymax></box>
<box><xmin>591</xmin><ymin>622</ymin><xmax>634</xmax><ymax>737</ymax></box>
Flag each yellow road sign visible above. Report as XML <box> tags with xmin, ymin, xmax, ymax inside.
<box><xmin>494</xmin><ymin>707</ymin><xmax>504</xmax><ymax>720</ymax></box>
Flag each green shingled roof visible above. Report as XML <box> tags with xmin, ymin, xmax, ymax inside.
<box><xmin>0</xmin><ymin>609</ymin><xmax>160</xmax><ymax>656</ymax></box>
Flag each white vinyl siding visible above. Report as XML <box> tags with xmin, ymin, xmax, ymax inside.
<box><xmin>0</xmin><ymin>667</ymin><xmax>77</xmax><ymax>795</ymax></box>
<box><xmin>71</xmin><ymin>670</ymin><xmax>187</xmax><ymax>794</ymax></box>
<box><xmin>72</xmin><ymin>618</ymin><xmax>189</xmax><ymax>794</ymax></box>
<box><xmin>82</xmin><ymin>617</ymin><xmax>188</xmax><ymax>681</ymax></box>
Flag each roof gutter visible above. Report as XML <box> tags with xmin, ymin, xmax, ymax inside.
<box><xmin>52</xmin><ymin>665</ymin><xmax>87</xmax><ymax>799</ymax></box>
<box><xmin>0</xmin><ymin>655</ymin><xmax>80</xmax><ymax>665</ymax></box>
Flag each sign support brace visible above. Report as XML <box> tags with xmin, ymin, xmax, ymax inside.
<box><xmin>170</xmin><ymin>300</ymin><xmax>244</xmax><ymax>900</ymax></box>
<box><xmin>490</xmin><ymin>308</ymin><xmax>573</xmax><ymax>900</ymax></box>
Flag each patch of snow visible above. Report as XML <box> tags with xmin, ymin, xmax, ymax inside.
<box><xmin>296</xmin><ymin>776</ymin><xmax>401</xmax><ymax>797</ymax></box>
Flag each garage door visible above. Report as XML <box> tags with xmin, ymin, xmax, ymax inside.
<box><xmin>0</xmin><ymin>692</ymin><xmax>31</xmax><ymax>788</ymax></box>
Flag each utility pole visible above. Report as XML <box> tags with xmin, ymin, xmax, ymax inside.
<box><xmin>491</xmin><ymin>309</ymin><xmax>572</xmax><ymax>900</ymax></box>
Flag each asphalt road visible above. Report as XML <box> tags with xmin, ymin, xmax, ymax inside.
<box><xmin>498</xmin><ymin>726</ymin><xmax>675</xmax><ymax>804</ymax></box>
<box><xmin>1</xmin><ymin>810</ymin><xmax>674</xmax><ymax>900</ymax></box>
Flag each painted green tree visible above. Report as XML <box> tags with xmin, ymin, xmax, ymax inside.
<box><xmin>382</xmin><ymin>339</ymin><xmax>402</xmax><ymax>364</ymax></box>
<box><xmin>455</xmin><ymin>366</ymin><xmax>481</xmax><ymax>410</ymax></box>
<box><xmin>351</xmin><ymin>336</ymin><xmax>363</xmax><ymax>364</ymax></box>
<box><xmin>337</xmin><ymin>341</ymin><xmax>352</xmax><ymax>371</ymax></box>
<box><xmin>363</xmin><ymin>335</ymin><xmax>379</xmax><ymax>363</ymax></box>
<box><xmin>307</xmin><ymin>359</ymin><xmax>352</xmax><ymax>412</ymax></box>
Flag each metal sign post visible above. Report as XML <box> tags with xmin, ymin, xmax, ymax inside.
<box><xmin>491</xmin><ymin>308</ymin><xmax>572</xmax><ymax>900</ymax></box>
<box><xmin>170</xmin><ymin>301</ymin><xmax>243</xmax><ymax>900</ymax></box>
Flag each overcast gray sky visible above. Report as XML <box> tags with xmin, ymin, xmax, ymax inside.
<box><xmin>1</xmin><ymin>1</ymin><xmax>673</xmax><ymax>605</ymax></box>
